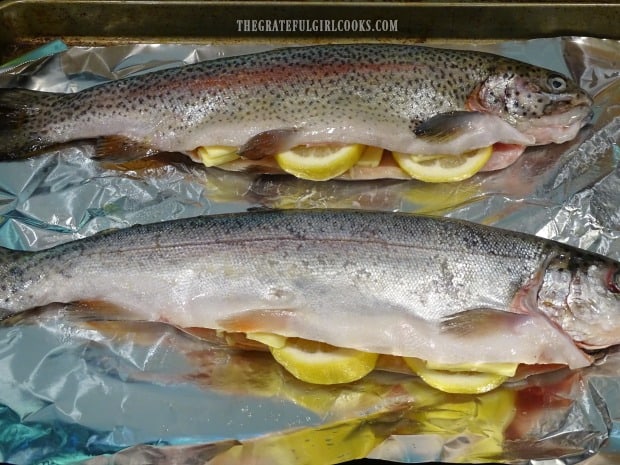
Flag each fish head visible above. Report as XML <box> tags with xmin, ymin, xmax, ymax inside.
<box><xmin>537</xmin><ymin>253</ymin><xmax>620</xmax><ymax>350</ymax></box>
<box><xmin>469</xmin><ymin>62</ymin><xmax>593</xmax><ymax>145</ymax></box>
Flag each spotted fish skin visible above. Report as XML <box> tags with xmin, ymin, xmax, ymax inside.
<box><xmin>0</xmin><ymin>210</ymin><xmax>618</xmax><ymax>369</ymax></box>
<box><xmin>0</xmin><ymin>44</ymin><xmax>592</xmax><ymax>161</ymax></box>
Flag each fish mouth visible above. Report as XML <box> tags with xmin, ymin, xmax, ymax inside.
<box><xmin>515</xmin><ymin>104</ymin><xmax>593</xmax><ymax>145</ymax></box>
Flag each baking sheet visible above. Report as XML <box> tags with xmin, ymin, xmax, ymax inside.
<box><xmin>0</xmin><ymin>37</ymin><xmax>619</xmax><ymax>465</ymax></box>
<box><xmin>3</xmin><ymin>0</ymin><xmax>620</xmax><ymax>62</ymax></box>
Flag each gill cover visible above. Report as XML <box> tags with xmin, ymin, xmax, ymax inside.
<box><xmin>470</xmin><ymin>63</ymin><xmax>591</xmax><ymax>122</ymax></box>
<box><xmin>537</xmin><ymin>253</ymin><xmax>620</xmax><ymax>350</ymax></box>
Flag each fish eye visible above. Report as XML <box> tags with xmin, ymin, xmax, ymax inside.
<box><xmin>548</xmin><ymin>74</ymin><xmax>567</xmax><ymax>92</ymax></box>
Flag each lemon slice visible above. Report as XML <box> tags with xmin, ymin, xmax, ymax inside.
<box><xmin>416</xmin><ymin>370</ymin><xmax>508</xmax><ymax>395</ymax></box>
<box><xmin>270</xmin><ymin>338</ymin><xmax>378</xmax><ymax>385</ymax></box>
<box><xmin>425</xmin><ymin>360</ymin><xmax>518</xmax><ymax>377</ymax></box>
<box><xmin>404</xmin><ymin>358</ymin><xmax>510</xmax><ymax>394</ymax></box>
<box><xmin>197</xmin><ymin>145</ymin><xmax>240</xmax><ymax>167</ymax></box>
<box><xmin>274</xmin><ymin>144</ymin><xmax>364</xmax><ymax>181</ymax></box>
<box><xmin>356</xmin><ymin>146</ymin><xmax>384</xmax><ymax>168</ymax></box>
<box><xmin>393</xmin><ymin>146</ymin><xmax>492</xmax><ymax>183</ymax></box>
<box><xmin>246</xmin><ymin>332</ymin><xmax>287</xmax><ymax>349</ymax></box>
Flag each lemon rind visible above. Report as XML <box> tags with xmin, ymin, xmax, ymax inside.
<box><xmin>198</xmin><ymin>143</ymin><xmax>494</xmax><ymax>182</ymax></box>
<box><xmin>269</xmin><ymin>338</ymin><xmax>379</xmax><ymax>385</ymax></box>
<box><xmin>393</xmin><ymin>146</ymin><xmax>493</xmax><ymax>183</ymax></box>
<box><xmin>274</xmin><ymin>144</ymin><xmax>365</xmax><ymax>181</ymax></box>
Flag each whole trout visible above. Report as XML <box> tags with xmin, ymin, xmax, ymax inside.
<box><xmin>0</xmin><ymin>210</ymin><xmax>618</xmax><ymax>369</ymax></box>
<box><xmin>0</xmin><ymin>44</ymin><xmax>592</xmax><ymax>174</ymax></box>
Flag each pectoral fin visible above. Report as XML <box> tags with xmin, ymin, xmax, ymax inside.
<box><xmin>74</xmin><ymin>299</ymin><xmax>141</xmax><ymax>320</ymax></box>
<box><xmin>218</xmin><ymin>308</ymin><xmax>296</xmax><ymax>334</ymax></box>
<box><xmin>238</xmin><ymin>128</ymin><xmax>297</xmax><ymax>160</ymax></box>
<box><xmin>414</xmin><ymin>111</ymin><xmax>486</xmax><ymax>142</ymax></box>
<box><xmin>441</xmin><ymin>308</ymin><xmax>527</xmax><ymax>337</ymax></box>
<box><xmin>94</xmin><ymin>135</ymin><xmax>161</xmax><ymax>162</ymax></box>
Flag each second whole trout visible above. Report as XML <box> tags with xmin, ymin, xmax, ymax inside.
<box><xmin>0</xmin><ymin>210</ymin><xmax>618</xmax><ymax>371</ymax></box>
<box><xmin>0</xmin><ymin>44</ymin><xmax>592</xmax><ymax>178</ymax></box>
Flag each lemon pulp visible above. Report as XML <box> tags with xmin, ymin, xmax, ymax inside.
<box><xmin>246</xmin><ymin>332</ymin><xmax>287</xmax><ymax>348</ymax></box>
<box><xmin>355</xmin><ymin>145</ymin><xmax>384</xmax><ymax>168</ymax></box>
<box><xmin>199</xmin><ymin>142</ymin><xmax>493</xmax><ymax>183</ymax></box>
<box><xmin>242</xmin><ymin>331</ymin><xmax>517</xmax><ymax>391</ymax></box>
<box><xmin>274</xmin><ymin>144</ymin><xmax>364</xmax><ymax>181</ymax></box>
<box><xmin>393</xmin><ymin>146</ymin><xmax>493</xmax><ymax>183</ymax></box>
<box><xmin>425</xmin><ymin>360</ymin><xmax>518</xmax><ymax>377</ymax></box>
<box><xmin>197</xmin><ymin>145</ymin><xmax>240</xmax><ymax>167</ymax></box>
<box><xmin>269</xmin><ymin>337</ymin><xmax>379</xmax><ymax>385</ymax></box>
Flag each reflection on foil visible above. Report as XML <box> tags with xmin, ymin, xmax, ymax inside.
<box><xmin>0</xmin><ymin>306</ymin><xmax>618</xmax><ymax>465</ymax></box>
<box><xmin>0</xmin><ymin>38</ymin><xmax>619</xmax><ymax>465</ymax></box>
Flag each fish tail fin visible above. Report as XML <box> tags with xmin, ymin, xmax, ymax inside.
<box><xmin>0</xmin><ymin>88</ymin><xmax>63</xmax><ymax>160</ymax></box>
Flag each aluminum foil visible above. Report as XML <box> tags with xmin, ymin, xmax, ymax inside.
<box><xmin>0</xmin><ymin>38</ymin><xmax>619</xmax><ymax>465</ymax></box>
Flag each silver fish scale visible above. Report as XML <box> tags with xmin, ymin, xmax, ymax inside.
<box><xmin>31</xmin><ymin>44</ymin><xmax>527</xmax><ymax>149</ymax></box>
<box><xmin>0</xmin><ymin>210</ymin><xmax>551</xmax><ymax>321</ymax></box>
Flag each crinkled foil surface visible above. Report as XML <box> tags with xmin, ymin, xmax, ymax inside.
<box><xmin>0</xmin><ymin>38</ymin><xmax>618</xmax><ymax>465</ymax></box>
